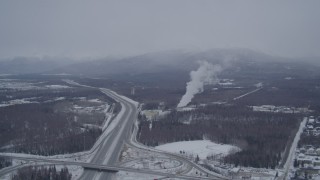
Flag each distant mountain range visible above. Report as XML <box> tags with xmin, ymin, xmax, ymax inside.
<box><xmin>0</xmin><ymin>57</ymin><xmax>75</xmax><ymax>74</ymax></box>
<box><xmin>0</xmin><ymin>49</ymin><xmax>319</xmax><ymax>78</ymax></box>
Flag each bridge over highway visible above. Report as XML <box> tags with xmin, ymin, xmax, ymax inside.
<box><xmin>1</xmin><ymin>80</ymin><xmax>228</xmax><ymax>180</ymax></box>
<box><xmin>0</xmin><ymin>154</ymin><xmax>223</xmax><ymax>180</ymax></box>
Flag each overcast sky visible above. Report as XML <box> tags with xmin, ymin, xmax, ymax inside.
<box><xmin>0</xmin><ymin>0</ymin><xmax>319</xmax><ymax>59</ymax></box>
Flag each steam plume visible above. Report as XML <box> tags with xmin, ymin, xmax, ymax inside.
<box><xmin>177</xmin><ymin>61</ymin><xmax>222</xmax><ymax>108</ymax></box>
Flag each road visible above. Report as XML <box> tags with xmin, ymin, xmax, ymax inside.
<box><xmin>127</xmin><ymin>131</ymin><xmax>226</xmax><ymax>179</ymax></box>
<box><xmin>1</xmin><ymin>80</ymin><xmax>228</xmax><ymax>179</ymax></box>
<box><xmin>68</xmin><ymin>81</ymin><xmax>225</xmax><ymax>179</ymax></box>
<box><xmin>0</xmin><ymin>163</ymin><xmax>26</xmax><ymax>178</ymax></box>
<box><xmin>280</xmin><ymin>117</ymin><xmax>307</xmax><ymax>180</ymax></box>
<box><xmin>233</xmin><ymin>87</ymin><xmax>262</xmax><ymax>101</ymax></box>
<box><xmin>0</xmin><ymin>154</ymin><xmax>221</xmax><ymax>180</ymax></box>
<box><xmin>127</xmin><ymin>105</ymin><xmax>227</xmax><ymax>179</ymax></box>
<box><xmin>79</xmin><ymin>88</ymin><xmax>139</xmax><ymax>180</ymax></box>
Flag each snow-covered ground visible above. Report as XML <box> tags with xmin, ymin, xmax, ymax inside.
<box><xmin>119</xmin><ymin>144</ymin><xmax>193</xmax><ymax>178</ymax></box>
<box><xmin>0</xmin><ymin>81</ymin><xmax>41</xmax><ymax>90</ymax></box>
<box><xmin>0</xmin><ymin>152</ymin><xmax>87</xmax><ymax>180</ymax></box>
<box><xmin>177</xmin><ymin>107</ymin><xmax>196</xmax><ymax>112</ymax></box>
<box><xmin>218</xmin><ymin>82</ymin><xmax>233</xmax><ymax>86</ymax></box>
<box><xmin>1</xmin><ymin>163</ymin><xmax>83</xmax><ymax>180</ymax></box>
<box><xmin>252</xmin><ymin>105</ymin><xmax>311</xmax><ymax>114</ymax></box>
<box><xmin>87</xmin><ymin>98</ymin><xmax>103</xmax><ymax>103</ymax></box>
<box><xmin>0</xmin><ymin>79</ymin><xmax>71</xmax><ymax>90</ymax></box>
<box><xmin>45</xmin><ymin>85</ymin><xmax>70</xmax><ymax>89</ymax></box>
<box><xmin>155</xmin><ymin>140</ymin><xmax>240</xmax><ymax>159</ymax></box>
<box><xmin>115</xmin><ymin>171</ymin><xmax>163</xmax><ymax>180</ymax></box>
<box><xmin>255</xmin><ymin>82</ymin><xmax>263</xmax><ymax>88</ymax></box>
<box><xmin>218</xmin><ymin>79</ymin><xmax>234</xmax><ymax>86</ymax></box>
<box><xmin>0</xmin><ymin>150</ymin><xmax>92</xmax><ymax>162</ymax></box>
<box><xmin>121</xmin><ymin>157</ymin><xmax>181</xmax><ymax>171</ymax></box>
<box><xmin>72</xmin><ymin>104</ymin><xmax>108</xmax><ymax>114</ymax></box>
<box><xmin>140</xmin><ymin>109</ymin><xmax>170</xmax><ymax>121</ymax></box>
<box><xmin>0</xmin><ymin>97</ymin><xmax>39</xmax><ymax>107</ymax></box>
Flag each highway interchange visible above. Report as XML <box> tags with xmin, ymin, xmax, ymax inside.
<box><xmin>0</xmin><ymin>81</ymin><xmax>226</xmax><ymax>180</ymax></box>
<box><xmin>0</xmin><ymin>80</ymin><xmax>303</xmax><ymax>179</ymax></box>
<box><xmin>78</xmin><ymin>88</ymin><xmax>138</xmax><ymax>179</ymax></box>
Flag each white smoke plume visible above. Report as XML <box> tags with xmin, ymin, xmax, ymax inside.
<box><xmin>177</xmin><ymin>61</ymin><xmax>222</xmax><ymax>108</ymax></box>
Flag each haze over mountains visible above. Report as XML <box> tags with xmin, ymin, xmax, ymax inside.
<box><xmin>1</xmin><ymin>49</ymin><xmax>319</xmax><ymax>78</ymax></box>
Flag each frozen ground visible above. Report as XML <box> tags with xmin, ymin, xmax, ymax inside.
<box><xmin>155</xmin><ymin>140</ymin><xmax>240</xmax><ymax>159</ymax></box>
<box><xmin>176</xmin><ymin>107</ymin><xmax>196</xmax><ymax>112</ymax></box>
<box><xmin>45</xmin><ymin>84</ymin><xmax>70</xmax><ymax>89</ymax></box>
<box><xmin>115</xmin><ymin>171</ymin><xmax>163</xmax><ymax>180</ymax></box>
<box><xmin>185</xmin><ymin>167</ymin><xmax>210</xmax><ymax>178</ymax></box>
<box><xmin>251</xmin><ymin>105</ymin><xmax>311</xmax><ymax>114</ymax></box>
<box><xmin>0</xmin><ymin>97</ymin><xmax>39</xmax><ymax>107</ymax></box>
<box><xmin>0</xmin><ymin>159</ymin><xmax>83</xmax><ymax>180</ymax></box>
<box><xmin>121</xmin><ymin>157</ymin><xmax>181</xmax><ymax>171</ymax></box>
<box><xmin>140</xmin><ymin>109</ymin><xmax>170</xmax><ymax>121</ymax></box>
<box><xmin>0</xmin><ymin>79</ymin><xmax>40</xmax><ymax>90</ymax></box>
<box><xmin>119</xmin><ymin>144</ymin><xmax>192</xmax><ymax>175</ymax></box>
<box><xmin>0</xmin><ymin>79</ymin><xmax>71</xmax><ymax>91</ymax></box>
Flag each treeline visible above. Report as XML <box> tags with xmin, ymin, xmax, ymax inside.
<box><xmin>12</xmin><ymin>128</ymin><xmax>101</xmax><ymax>155</ymax></box>
<box><xmin>0</xmin><ymin>157</ymin><xmax>12</xmax><ymax>169</ymax></box>
<box><xmin>0</xmin><ymin>85</ymin><xmax>115</xmax><ymax>106</ymax></box>
<box><xmin>138</xmin><ymin>104</ymin><xmax>301</xmax><ymax>168</ymax></box>
<box><xmin>0</xmin><ymin>103</ymin><xmax>101</xmax><ymax>155</ymax></box>
<box><xmin>235</xmin><ymin>79</ymin><xmax>320</xmax><ymax>111</ymax></box>
<box><xmin>12</xmin><ymin>166</ymin><xmax>71</xmax><ymax>180</ymax></box>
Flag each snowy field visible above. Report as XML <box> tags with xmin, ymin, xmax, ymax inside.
<box><xmin>115</xmin><ymin>171</ymin><xmax>163</xmax><ymax>180</ymax></box>
<box><xmin>0</xmin><ymin>97</ymin><xmax>39</xmax><ymax>107</ymax></box>
<box><xmin>45</xmin><ymin>85</ymin><xmax>70</xmax><ymax>89</ymax></box>
<box><xmin>155</xmin><ymin>140</ymin><xmax>240</xmax><ymax>159</ymax></box>
<box><xmin>0</xmin><ymin>79</ymin><xmax>71</xmax><ymax>90</ymax></box>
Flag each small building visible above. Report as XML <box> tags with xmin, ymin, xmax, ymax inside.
<box><xmin>297</xmin><ymin>167</ymin><xmax>320</xmax><ymax>176</ymax></box>
<box><xmin>314</xmin><ymin>122</ymin><xmax>320</xmax><ymax>128</ymax></box>
<box><xmin>298</xmin><ymin>157</ymin><xmax>313</xmax><ymax>165</ymax></box>
<box><xmin>306</xmin><ymin>147</ymin><xmax>316</xmax><ymax>155</ymax></box>
<box><xmin>298</xmin><ymin>153</ymin><xmax>306</xmax><ymax>159</ymax></box>
<box><xmin>142</xmin><ymin>110</ymin><xmax>159</xmax><ymax>121</ymax></box>
<box><xmin>307</xmin><ymin>125</ymin><xmax>314</xmax><ymax>130</ymax></box>
<box><xmin>299</xmin><ymin>148</ymin><xmax>306</xmax><ymax>154</ymax></box>
<box><xmin>230</xmin><ymin>167</ymin><xmax>240</xmax><ymax>174</ymax></box>
<box><xmin>313</xmin><ymin>159</ymin><xmax>320</xmax><ymax>166</ymax></box>
<box><xmin>313</xmin><ymin>131</ymin><xmax>320</xmax><ymax>136</ymax></box>
<box><xmin>309</xmin><ymin>118</ymin><xmax>315</xmax><ymax>124</ymax></box>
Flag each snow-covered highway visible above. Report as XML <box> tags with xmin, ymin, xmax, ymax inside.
<box><xmin>0</xmin><ymin>154</ymin><xmax>220</xmax><ymax>180</ymax></box>
<box><xmin>0</xmin><ymin>80</ymin><xmax>228</xmax><ymax>180</ymax></box>
<box><xmin>78</xmin><ymin>88</ymin><xmax>139</xmax><ymax>180</ymax></box>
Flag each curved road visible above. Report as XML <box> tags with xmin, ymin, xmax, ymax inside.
<box><xmin>1</xmin><ymin>80</ymin><xmax>227</xmax><ymax>180</ymax></box>
<box><xmin>80</xmin><ymin>86</ymin><xmax>226</xmax><ymax>180</ymax></box>
<box><xmin>1</xmin><ymin>80</ymin><xmax>305</xmax><ymax>180</ymax></box>
<box><xmin>79</xmin><ymin>88</ymin><xmax>138</xmax><ymax>180</ymax></box>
